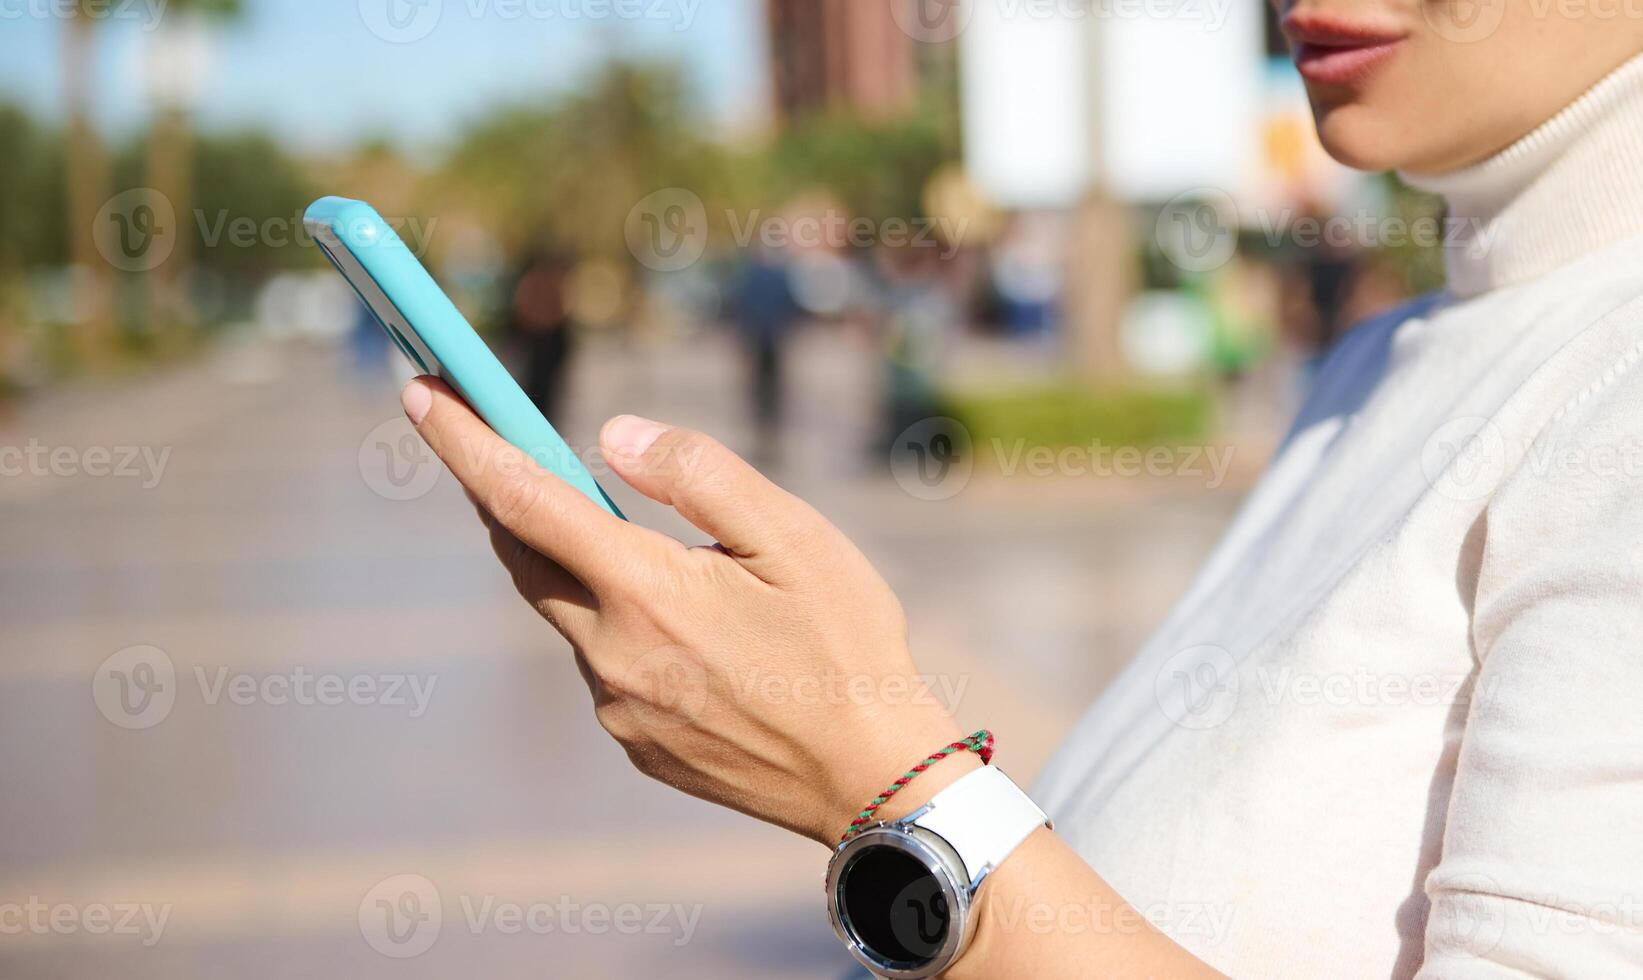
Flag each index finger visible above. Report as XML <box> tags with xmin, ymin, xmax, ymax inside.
<box><xmin>401</xmin><ymin>376</ymin><xmax>672</xmax><ymax>591</ymax></box>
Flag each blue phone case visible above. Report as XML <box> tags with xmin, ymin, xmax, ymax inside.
<box><xmin>304</xmin><ymin>196</ymin><xmax>623</xmax><ymax>518</ymax></box>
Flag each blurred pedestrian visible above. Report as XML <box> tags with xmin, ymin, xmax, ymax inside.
<box><xmin>873</xmin><ymin>243</ymin><xmax>959</xmax><ymax>454</ymax></box>
<box><xmin>726</xmin><ymin>247</ymin><xmax>802</xmax><ymax>465</ymax></box>
<box><xmin>504</xmin><ymin>247</ymin><xmax>576</xmax><ymax>424</ymax></box>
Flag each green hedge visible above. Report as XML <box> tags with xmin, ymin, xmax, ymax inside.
<box><xmin>944</xmin><ymin>384</ymin><xmax>1215</xmax><ymax>459</ymax></box>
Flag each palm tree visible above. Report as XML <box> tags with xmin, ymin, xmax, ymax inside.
<box><xmin>63</xmin><ymin>0</ymin><xmax>112</xmax><ymax>363</ymax></box>
<box><xmin>144</xmin><ymin>0</ymin><xmax>242</xmax><ymax>341</ymax></box>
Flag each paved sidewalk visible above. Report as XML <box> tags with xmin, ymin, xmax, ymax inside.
<box><xmin>0</xmin><ymin>324</ymin><xmax>1246</xmax><ymax>978</ymax></box>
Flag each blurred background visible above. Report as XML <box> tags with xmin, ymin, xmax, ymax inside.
<box><xmin>0</xmin><ymin>0</ymin><xmax>1445</xmax><ymax>976</ymax></box>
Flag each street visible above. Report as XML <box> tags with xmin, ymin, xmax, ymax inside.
<box><xmin>0</xmin><ymin>323</ymin><xmax>1246</xmax><ymax>977</ymax></box>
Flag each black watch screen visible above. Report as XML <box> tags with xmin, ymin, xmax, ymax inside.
<box><xmin>837</xmin><ymin>844</ymin><xmax>953</xmax><ymax>969</ymax></box>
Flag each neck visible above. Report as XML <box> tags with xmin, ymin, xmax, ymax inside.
<box><xmin>1400</xmin><ymin>54</ymin><xmax>1643</xmax><ymax>299</ymax></box>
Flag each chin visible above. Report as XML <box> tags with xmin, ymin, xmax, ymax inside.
<box><xmin>1311</xmin><ymin>102</ymin><xmax>1411</xmax><ymax>173</ymax></box>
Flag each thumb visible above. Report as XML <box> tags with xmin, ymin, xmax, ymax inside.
<box><xmin>600</xmin><ymin>415</ymin><xmax>822</xmax><ymax>566</ymax></box>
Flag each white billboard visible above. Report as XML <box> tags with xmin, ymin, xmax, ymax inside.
<box><xmin>1095</xmin><ymin>0</ymin><xmax>1265</xmax><ymax>202</ymax></box>
<box><xmin>959</xmin><ymin>0</ymin><xmax>1266</xmax><ymax>207</ymax></box>
<box><xmin>960</xmin><ymin>0</ymin><xmax>1093</xmax><ymax>210</ymax></box>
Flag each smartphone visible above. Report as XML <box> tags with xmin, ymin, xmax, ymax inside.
<box><xmin>304</xmin><ymin>196</ymin><xmax>623</xmax><ymax>518</ymax></box>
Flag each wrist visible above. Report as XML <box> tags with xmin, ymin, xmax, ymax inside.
<box><xmin>823</xmin><ymin>752</ymin><xmax>1050</xmax><ymax>979</ymax></box>
<box><xmin>872</xmin><ymin>751</ymin><xmax>984</xmax><ymax>824</ymax></box>
<box><xmin>819</xmin><ymin>712</ymin><xmax>965</xmax><ymax>843</ymax></box>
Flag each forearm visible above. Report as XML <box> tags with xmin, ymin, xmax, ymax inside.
<box><xmin>858</xmin><ymin>753</ymin><xmax>1223</xmax><ymax>979</ymax></box>
<box><xmin>945</xmin><ymin>829</ymin><xmax>1224</xmax><ymax>980</ymax></box>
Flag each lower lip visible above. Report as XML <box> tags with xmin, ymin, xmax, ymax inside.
<box><xmin>1293</xmin><ymin>39</ymin><xmax>1404</xmax><ymax>85</ymax></box>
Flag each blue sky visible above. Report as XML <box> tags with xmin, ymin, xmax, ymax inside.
<box><xmin>0</xmin><ymin>0</ymin><xmax>768</xmax><ymax>152</ymax></box>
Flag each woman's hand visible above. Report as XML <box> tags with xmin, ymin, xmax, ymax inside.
<box><xmin>401</xmin><ymin>376</ymin><xmax>968</xmax><ymax>845</ymax></box>
<box><xmin>401</xmin><ymin>377</ymin><xmax>1225</xmax><ymax>978</ymax></box>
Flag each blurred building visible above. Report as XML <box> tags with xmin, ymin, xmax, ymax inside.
<box><xmin>765</xmin><ymin>0</ymin><xmax>917</xmax><ymax>121</ymax></box>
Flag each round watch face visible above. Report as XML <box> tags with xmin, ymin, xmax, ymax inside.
<box><xmin>838</xmin><ymin>844</ymin><xmax>952</xmax><ymax>968</ymax></box>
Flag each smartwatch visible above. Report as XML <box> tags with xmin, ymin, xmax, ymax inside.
<box><xmin>826</xmin><ymin>766</ymin><xmax>1051</xmax><ymax>978</ymax></box>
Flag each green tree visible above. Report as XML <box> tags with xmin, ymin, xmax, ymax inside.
<box><xmin>143</xmin><ymin>0</ymin><xmax>245</xmax><ymax>339</ymax></box>
<box><xmin>435</xmin><ymin>61</ymin><xmax>735</xmax><ymax>261</ymax></box>
<box><xmin>762</xmin><ymin>92</ymin><xmax>961</xmax><ymax>225</ymax></box>
<box><xmin>0</xmin><ymin>106</ymin><xmax>66</xmax><ymax>270</ymax></box>
<box><xmin>63</xmin><ymin>0</ymin><xmax>112</xmax><ymax>361</ymax></box>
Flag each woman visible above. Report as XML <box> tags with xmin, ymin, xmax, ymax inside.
<box><xmin>398</xmin><ymin>3</ymin><xmax>1643</xmax><ymax>975</ymax></box>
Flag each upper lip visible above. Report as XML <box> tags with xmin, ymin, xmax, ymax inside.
<box><xmin>1280</xmin><ymin>10</ymin><xmax>1408</xmax><ymax>46</ymax></box>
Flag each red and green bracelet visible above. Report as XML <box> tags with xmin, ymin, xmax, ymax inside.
<box><xmin>840</xmin><ymin>729</ymin><xmax>995</xmax><ymax>843</ymax></box>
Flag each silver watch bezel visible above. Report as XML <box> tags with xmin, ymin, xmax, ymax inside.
<box><xmin>826</xmin><ymin>819</ymin><xmax>977</xmax><ymax>979</ymax></box>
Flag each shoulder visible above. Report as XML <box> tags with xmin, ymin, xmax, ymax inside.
<box><xmin>1284</xmin><ymin>293</ymin><xmax>1445</xmax><ymax>443</ymax></box>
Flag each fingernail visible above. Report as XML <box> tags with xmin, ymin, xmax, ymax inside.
<box><xmin>400</xmin><ymin>380</ymin><xmax>432</xmax><ymax>425</ymax></box>
<box><xmin>604</xmin><ymin>415</ymin><xmax>667</xmax><ymax>458</ymax></box>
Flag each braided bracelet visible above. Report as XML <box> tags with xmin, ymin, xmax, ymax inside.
<box><xmin>839</xmin><ymin>729</ymin><xmax>995</xmax><ymax>843</ymax></box>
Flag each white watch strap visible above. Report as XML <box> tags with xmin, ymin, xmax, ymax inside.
<box><xmin>914</xmin><ymin>766</ymin><xmax>1049</xmax><ymax>888</ymax></box>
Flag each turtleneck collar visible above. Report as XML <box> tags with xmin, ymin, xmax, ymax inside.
<box><xmin>1400</xmin><ymin>53</ymin><xmax>1643</xmax><ymax>299</ymax></box>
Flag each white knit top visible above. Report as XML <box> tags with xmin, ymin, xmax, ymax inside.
<box><xmin>1034</xmin><ymin>54</ymin><xmax>1643</xmax><ymax>978</ymax></box>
